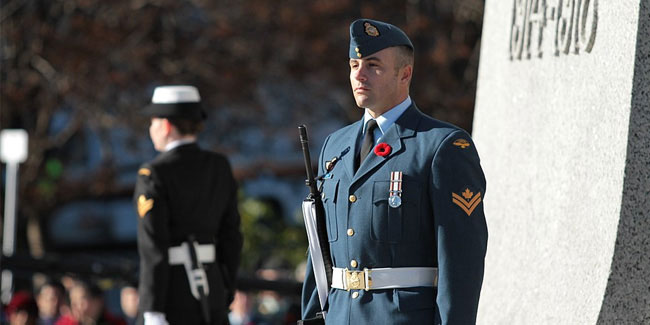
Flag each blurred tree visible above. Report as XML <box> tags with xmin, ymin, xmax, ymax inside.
<box><xmin>238</xmin><ymin>194</ymin><xmax>307</xmax><ymax>273</ymax></box>
<box><xmin>1</xmin><ymin>0</ymin><xmax>484</xmax><ymax>262</ymax></box>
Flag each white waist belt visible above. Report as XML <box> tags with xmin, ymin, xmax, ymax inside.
<box><xmin>331</xmin><ymin>267</ymin><xmax>438</xmax><ymax>291</ymax></box>
<box><xmin>168</xmin><ymin>243</ymin><xmax>215</xmax><ymax>265</ymax></box>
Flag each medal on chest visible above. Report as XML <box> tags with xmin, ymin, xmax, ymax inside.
<box><xmin>389</xmin><ymin>171</ymin><xmax>402</xmax><ymax>208</ymax></box>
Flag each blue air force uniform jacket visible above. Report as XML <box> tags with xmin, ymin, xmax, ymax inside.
<box><xmin>301</xmin><ymin>104</ymin><xmax>488</xmax><ymax>324</ymax></box>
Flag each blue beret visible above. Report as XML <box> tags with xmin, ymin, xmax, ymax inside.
<box><xmin>349</xmin><ymin>19</ymin><xmax>413</xmax><ymax>59</ymax></box>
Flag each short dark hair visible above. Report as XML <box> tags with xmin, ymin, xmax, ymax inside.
<box><xmin>394</xmin><ymin>45</ymin><xmax>414</xmax><ymax>69</ymax></box>
<box><xmin>167</xmin><ymin>117</ymin><xmax>204</xmax><ymax>135</ymax></box>
<box><xmin>35</xmin><ymin>279</ymin><xmax>65</xmax><ymax>296</ymax></box>
<box><xmin>71</xmin><ymin>279</ymin><xmax>103</xmax><ymax>299</ymax></box>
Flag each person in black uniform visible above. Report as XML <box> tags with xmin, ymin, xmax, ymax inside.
<box><xmin>134</xmin><ymin>85</ymin><xmax>243</xmax><ymax>325</ymax></box>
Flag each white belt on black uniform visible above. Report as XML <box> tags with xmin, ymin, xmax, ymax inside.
<box><xmin>331</xmin><ymin>267</ymin><xmax>438</xmax><ymax>291</ymax></box>
<box><xmin>167</xmin><ymin>242</ymin><xmax>215</xmax><ymax>300</ymax></box>
<box><xmin>168</xmin><ymin>243</ymin><xmax>215</xmax><ymax>265</ymax></box>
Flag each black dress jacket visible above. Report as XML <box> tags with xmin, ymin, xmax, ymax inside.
<box><xmin>133</xmin><ymin>143</ymin><xmax>242</xmax><ymax>325</ymax></box>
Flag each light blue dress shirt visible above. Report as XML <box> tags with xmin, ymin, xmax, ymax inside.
<box><xmin>360</xmin><ymin>96</ymin><xmax>412</xmax><ymax>146</ymax></box>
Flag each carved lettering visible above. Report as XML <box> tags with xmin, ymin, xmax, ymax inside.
<box><xmin>509</xmin><ymin>0</ymin><xmax>597</xmax><ymax>60</ymax></box>
<box><xmin>510</xmin><ymin>0</ymin><xmax>528</xmax><ymax>60</ymax></box>
<box><xmin>555</xmin><ymin>0</ymin><xmax>575</xmax><ymax>55</ymax></box>
<box><xmin>576</xmin><ymin>0</ymin><xmax>598</xmax><ymax>53</ymax></box>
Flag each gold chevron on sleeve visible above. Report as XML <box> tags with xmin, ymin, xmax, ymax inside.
<box><xmin>452</xmin><ymin>189</ymin><xmax>482</xmax><ymax>216</ymax></box>
<box><xmin>138</xmin><ymin>195</ymin><xmax>154</xmax><ymax>218</ymax></box>
<box><xmin>138</xmin><ymin>168</ymin><xmax>151</xmax><ymax>176</ymax></box>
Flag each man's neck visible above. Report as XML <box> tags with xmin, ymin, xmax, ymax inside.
<box><xmin>366</xmin><ymin>93</ymin><xmax>409</xmax><ymax>118</ymax></box>
<box><xmin>163</xmin><ymin>135</ymin><xmax>197</xmax><ymax>152</ymax></box>
<box><xmin>366</xmin><ymin>94</ymin><xmax>409</xmax><ymax>118</ymax></box>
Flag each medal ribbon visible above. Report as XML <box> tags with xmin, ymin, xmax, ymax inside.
<box><xmin>390</xmin><ymin>171</ymin><xmax>402</xmax><ymax>197</ymax></box>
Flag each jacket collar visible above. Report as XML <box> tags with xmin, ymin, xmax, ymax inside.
<box><xmin>340</xmin><ymin>103</ymin><xmax>421</xmax><ymax>184</ymax></box>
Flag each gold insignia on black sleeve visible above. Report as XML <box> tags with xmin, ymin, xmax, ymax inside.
<box><xmin>138</xmin><ymin>195</ymin><xmax>154</xmax><ymax>218</ymax></box>
<box><xmin>364</xmin><ymin>22</ymin><xmax>380</xmax><ymax>37</ymax></box>
<box><xmin>452</xmin><ymin>139</ymin><xmax>471</xmax><ymax>149</ymax></box>
<box><xmin>452</xmin><ymin>188</ymin><xmax>481</xmax><ymax>216</ymax></box>
<box><xmin>138</xmin><ymin>168</ymin><xmax>151</xmax><ymax>176</ymax></box>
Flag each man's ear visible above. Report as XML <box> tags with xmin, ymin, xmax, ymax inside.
<box><xmin>400</xmin><ymin>65</ymin><xmax>413</xmax><ymax>84</ymax></box>
<box><xmin>162</xmin><ymin>118</ymin><xmax>173</xmax><ymax>135</ymax></box>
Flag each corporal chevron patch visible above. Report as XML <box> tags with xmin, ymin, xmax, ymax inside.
<box><xmin>138</xmin><ymin>195</ymin><xmax>154</xmax><ymax>218</ymax></box>
<box><xmin>452</xmin><ymin>188</ymin><xmax>482</xmax><ymax>216</ymax></box>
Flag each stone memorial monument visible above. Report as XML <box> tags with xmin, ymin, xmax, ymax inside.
<box><xmin>472</xmin><ymin>0</ymin><xmax>649</xmax><ymax>323</ymax></box>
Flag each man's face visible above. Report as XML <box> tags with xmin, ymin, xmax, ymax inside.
<box><xmin>349</xmin><ymin>47</ymin><xmax>402</xmax><ymax>113</ymax></box>
<box><xmin>69</xmin><ymin>286</ymin><xmax>90</xmax><ymax>320</ymax></box>
<box><xmin>69</xmin><ymin>287</ymin><xmax>102</xmax><ymax>322</ymax></box>
<box><xmin>120</xmin><ymin>286</ymin><xmax>139</xmax><ymax>318</ymax></box>
<box><xmin>36</xmin><ymin>286</ymin><xmax>61</xmax><ymax>318</ymax></box>
<box><xmin>148</xmin><ymin>117</ymin><xmax>168</xmax><ymax>152</ymax></box>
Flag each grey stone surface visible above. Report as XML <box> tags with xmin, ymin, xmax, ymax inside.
<box><xmin>471</xmin><ymin>0</ymin><xmax>649</xmax><ymax>323</ymax></box>
<box><xmin>597</xmin><ymin>0</ymin><xmax>650</xmax><ymax>323</ymax></box>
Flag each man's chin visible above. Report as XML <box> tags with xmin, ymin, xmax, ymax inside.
<box><xmin>354</xmin><ymin>98</ymin><xmax>371</xmax><ymax>109</ymax></box>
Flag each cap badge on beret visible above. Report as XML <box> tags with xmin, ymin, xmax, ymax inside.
<box><xmin>349</xmin><ymin>19</ymin><xmax>413</xmax><ymax>59</ymax></box>
<box><xmin>364</xmin><ymin>22</ymin><xmax>380</xmax><ymax>37</ymax></box>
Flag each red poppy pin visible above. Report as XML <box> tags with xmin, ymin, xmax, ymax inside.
<box><xmin>374</xmin><ymin>142</ymin><xmax>391</xmax><ymax>157</ymax></box>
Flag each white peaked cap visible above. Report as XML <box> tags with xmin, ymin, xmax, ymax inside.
<box><xmin>143</xmin><ymin>85</ymin><xmax>206</xmax><ymax>120</ymax></box>
<box><xmin>151</xmin><ymin>85</ymin><xmax>201</xmax><ymax>104</ymax></box>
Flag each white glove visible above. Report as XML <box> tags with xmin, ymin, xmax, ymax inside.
<box><xmin>144</xmin><ymin>311</ymin><xmax>169</xmax><ymax>325</ymax></box>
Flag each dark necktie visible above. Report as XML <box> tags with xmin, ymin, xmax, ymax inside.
<box><xmin>358</xmin><ymin>119</ymin><xmax>378</xmax><ymax>169</ymax></box>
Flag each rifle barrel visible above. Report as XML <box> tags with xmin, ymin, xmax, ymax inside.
<box><xmin>298</xmin><ymin>125</ymin><xmax>318</xmax><ymax>194</ymax></box>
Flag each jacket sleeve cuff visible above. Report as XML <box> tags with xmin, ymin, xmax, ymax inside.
<box><xmin>144</xmin><ymin>311</ymin><xmax>169</xmax><ymax>325</ymax></box>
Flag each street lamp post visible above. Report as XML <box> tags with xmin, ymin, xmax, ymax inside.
<box><xmin>0</xmin><ymin>129</ymin><xmax>29</xmax><ymax>303</ymax></box>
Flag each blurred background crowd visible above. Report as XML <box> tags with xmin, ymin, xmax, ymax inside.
<box><xmin>0</xmin><ymin>0</ymin><xmax>484</xmax><ymax>324</ymax></box>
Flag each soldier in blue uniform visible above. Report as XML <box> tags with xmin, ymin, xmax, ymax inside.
<box><xmin>301</xmin><ymin>19</ymin><xmax>488</xmax><ymax>324</ymax></box>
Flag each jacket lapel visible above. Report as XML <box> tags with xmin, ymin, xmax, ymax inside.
<box><xmin>340</xmin><ymin>120</ymin><xmax>363</xmax><ymax>180</ymax></box>
<box><xmin>351</xmin><ymin>104</ymin><xmax>420</xmax><ymax>186</ymax></box>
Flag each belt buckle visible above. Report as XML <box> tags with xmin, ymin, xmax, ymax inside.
<box><xmin>345</xmin><ymin>268</ymin><xmax>372</xmax><ymax>291</ymax></box>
